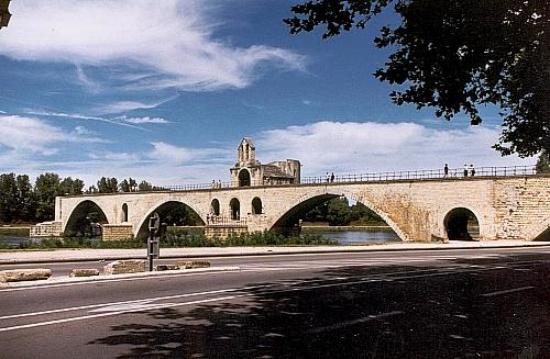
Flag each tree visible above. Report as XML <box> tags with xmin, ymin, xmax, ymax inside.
<box><xmin>59</xmin><ymin>177</ymin><xmax>84</xmax><ymax>195</ymax></box>
<box><xmin>97</xmin><ymin>177</ymin><xmax>118</xmax><ymax>193</ymax></box>
<box><xmin>285</xmin><ymin>0</ymin><xmax>550</xmax><ymax>157</ymax></box>
<box><xmin>119</xmin><ymin>179</ymin><xmax>130</xmax><ymax>192</ymax></box>
<box><xmin>138</xmin><ymin>180</ymin><xmax>153</xmax><ymax>191</ymax></box>
<box><xmin>536</xmin><ymin>150</ymin><xmax>550</xmax><ymax>173</ymax></box>
<box><xmin>326</xmin><ymin>197</ymin><xmax>352</xmax><ymax>225</ymax></box>
<box><xmin>15</xmin><ymin>174</ymin><xmax>35</xmax><ymax>222</ymax></box>
<box><xmin>0</xmin><ymin>173</ymin><xmax>18</xmax><ymax>223</ymax></box>
<box><xmin>34</xmin><ymin>173</ymin><xmax>61</xmax><ymax>221</ymax></box>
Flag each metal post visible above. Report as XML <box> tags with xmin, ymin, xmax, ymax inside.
<box><xmin>147</xmin><ymin>212</ymin><xmax>161</xmax><ymax>271</ymax></box>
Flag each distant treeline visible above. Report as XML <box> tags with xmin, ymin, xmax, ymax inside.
<box><xmin>0</xmin><ymin>172</ymin><xmax>157</xmax><ymax>224</ymax></box>
<box><xmin>303</xmin><ymin>197</ymin><xmax>386</xmax><ymax>226</ymax></box>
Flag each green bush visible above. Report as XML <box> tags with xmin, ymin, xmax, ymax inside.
<box><xmin>1</xmin><ymin>230</ymin><xmax>338</xmax><ymax>250</ymax></box>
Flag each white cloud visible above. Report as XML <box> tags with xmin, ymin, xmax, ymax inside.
<box><xmin>25</xmin><ymin>110</ymin><xmax>142</xmax><ymax>129</ymax></box>
<box><xmin>148</xmin><ymin>142</ymin><xmax>228</xmax><ymax>165</ymax></box>
<box><xmin>117</xmin><ymin>116</ymin><xmax>170</xmax><ymax>125</ymax></box>
<box><xmin>0</xmin><ymin>115</ymin><xmax>104</xmax><ymax>155</ymax></box>
<box><xmin>97</xmin><ymin>96</ymin><xmax>177</xmax><ymax>114</ymax></box>
<box><xmin>1</xmin><ymin>0</ymin><xmax>305</xmax><ymax>91</ymax></box>
<box><xmin>257</xmin><ymin>121</ymin><xmax>534</xmax><ymax>176</ymax></box>
<box><xmin>75</xmin><ymin>65</ymin><xmax>102</xmax><ymax>93</ymax></box>
<box><xmin>302</xmin><ymin>100</ymin><xmax>312</xmax><ymax>105</ymax></box>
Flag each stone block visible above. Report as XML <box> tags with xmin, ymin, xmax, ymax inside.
<box><xmin>175</xmin><ymin>260</ymin><xmax>211</xmax><ymax>269</ymax></box>
<box><xmin>103</xmin><ymin>260</ymin><xmax>145</xmax><ymax>275</ymax></box>
<box><xmin>70</xmin><ymin>268</ymin><xmax>100</xmax><ymax>277</ymax></box>
<box><xmin>155</xmin><ymin>264</ymin><xmax>179</xmax><ymax>271</ymax></box>
<box><xmin>0</xmin><ymin>269</ymin><xmax>52</xmax><ymax>282</ymax></box>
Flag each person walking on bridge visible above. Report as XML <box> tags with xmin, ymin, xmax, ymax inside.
<box><xmin>463</xmin><ymin>164</ymin><xmax>468</xmax><ymax>177</ymax></box>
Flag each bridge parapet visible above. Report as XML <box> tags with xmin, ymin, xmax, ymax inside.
<box><xmin>157</xmin><ymin>165</ymin><xmax>539</xmax><ymax>193</ymax></box>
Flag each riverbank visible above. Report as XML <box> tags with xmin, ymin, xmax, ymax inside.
<box><xmin>2</xmin><ymin>240</ymin><xmax>550</xmax><ymax>264</ymax></box>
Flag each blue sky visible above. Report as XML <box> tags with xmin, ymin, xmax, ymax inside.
<box><xmin>0</xmin><ymin>0</ymin><xmax>533</xmax><ymax>187</ymax></box>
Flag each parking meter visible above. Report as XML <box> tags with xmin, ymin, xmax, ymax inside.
<box><xmin>147</xmin><ymin>212</ymin><xmax>161</xmax><ymax>270</ymax></box>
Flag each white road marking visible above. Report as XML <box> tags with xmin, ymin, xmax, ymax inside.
<box><xmin>0</xmin><ymin>295</ymin><xmax>240</xmax><ymax>333</ymax></box>
<box><xmin>480</xmin><ymin>286</ymin><xmax>534</xmax><ymax>297</ymax></box>
<box><xmin>308</xmin><ymin>311</ymin><xmax>403</xmax><ymax>333</ymax></box>
<box><xmin>0</xmin><ymin>288</ymin><xmax>242</xmax><ymax>320</ymax></box>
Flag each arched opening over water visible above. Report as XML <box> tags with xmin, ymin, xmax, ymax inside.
<box><xmin>65</xmin><ymin>200</ymin><xmax>108</xmax><ymax>237</ymax></box>
<box><xmin>136</xmin><ymin>201</ymin><xmax>205</xmax><ymax>240</ymax></box>
<box><xmin>534</xmin><ymin>227</ymin><xmax>550</xmax><ymax>241</ymax></box>
<box><xmin>122</xmin><ymin>203</ymin><xmax>128</xmax><ymax>222</ymax></box>
<box><xmin>270</xmin><ymin>194</ymin><xmax>401</xmax><ymax>243</ymax></box>
<box><xmin>238</xmin><ymin>169</ymin><xmax>251</xmax><ymax>187</ymax></box>
<box><xmin>444</xmin><ymin>207</ymin><xmax>480</xmax><ymax>241</ymax></box>
<box><xmin>252</xmin><ymin>197</ymin><xmax>263</xmax><ymax>215</ymax></box>
<box><xmin>230</xmin><ymin>198</ymin><xmax>240</xmax><ymax>220</ymax></box>
<box><xmin>210</xmin><ymin>199</ymin><xmax>220</xmax><ymax>216</ymax></box>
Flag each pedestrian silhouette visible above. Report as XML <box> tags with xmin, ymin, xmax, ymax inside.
<box><xmin>444</xmin><ymin>164</ymin><xmax>449</xmax><ymax>177</ymax></box>
<box><xmin>330</xmin><ymin>172</ymin><xmax>335</xmax><ymax>183</ymax></box>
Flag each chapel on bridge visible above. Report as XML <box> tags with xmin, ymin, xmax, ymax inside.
<box><xmin>230</xmin><ymin>137</ymin><xmax>301</xmax><ymax>187</ymax></box>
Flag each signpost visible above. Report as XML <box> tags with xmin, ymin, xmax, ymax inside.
<box><xmin>147</xmin><ymin>212</ymin><xmax>162</xmax><ymax>271</ymax></box>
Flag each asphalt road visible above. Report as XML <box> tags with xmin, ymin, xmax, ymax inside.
<box><xmin>2</xmin><ymin>246</ymin><xmax>550</xmax><ymax>358</ymax></box>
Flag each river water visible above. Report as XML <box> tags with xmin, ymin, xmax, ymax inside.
<box><xmin>311</xmin><ymin>229</ymin><xmax>400</xmax><ymax>245</ymax></box>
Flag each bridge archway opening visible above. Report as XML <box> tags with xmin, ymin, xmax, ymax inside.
<box><xmin>534</xmin><ymin>227</ymin><xmax>550</xmax><ymax>241</ymax></box>
<box><xmin>444</xmin><ymin>208</ymin><xmax>480</xmax><ymax>241</ymax></box>
<box><xmin>122</xmin><ymin>203</ymin><xmax>128</xmax><ymax>222</ymax></box>
<box><xmin>230</xmin><ymin>198</ymin><xmax>240</xmax><ymax>220</ymax></box>
<box><xmin>210</xmin><ymin>199</ymin><xmax>220</xmax><ymax>216</ymax></box>
<box><xmin>65</xmin><ymin>200</ymin><xmax>108</xmax><ymax>238</ymax></box>
<box><xmin>136</xmin><ymin>201</ymin><xmax>205</xmax><ymax>240</ymax></box>
<box><xmin>238</xmin><ymin>169</ymin><xmax>251</xmax><ymax>187</ymax></box>
<box><xmin>270</xmin><ymin>194</ymin><xmax>400</xmax><ymax>241</ymax></box>
<box><xmin>252</xmin><ymin>197</ymin><xmax>263</xmax><ymax>215</ymax></box>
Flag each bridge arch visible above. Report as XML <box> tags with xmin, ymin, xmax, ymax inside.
<box><xmin>121</xmin><ymin>203</ymin><xmax>129</xmax><ymax>222</ymax></box>
<box><xmin>530</xmin><ymin>215</ymin><xmax>550</xmax><ymax>241</ymax></box>
<box><xmin>268</xmin><ymin>189</ymin><xmax>408</xmax><ymax>241</ymax></box>
<box><xmin>443</xmin><ymin>207</ymin><xmax>480</xmax><ymax>241</ymax></box>
<box><xmin>135</xmin><ymin>200</ymin><xmax>205</xmax><ymax>240</ymax></box>
<box><xmin>230</xmin><ymin>198</ymin><xmax>240</xmax><ymax>220</ymax></box>
<box><xmin>210</xmin><ymin>199</ymin><xmax>220</xmax><ymax>216</ymax></box>
<box><xmin>252</xmin><ymin>197</ymin><xmax>263</xmax><ymax>215</ymax></box>
<box><xmin>64</xmin><ymin>200</ymin><xmax>108</xmax><ymax>237</ymax></box>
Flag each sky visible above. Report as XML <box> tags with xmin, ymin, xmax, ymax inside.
<box><xmin>0</xmin><ymin>0</ymin><xmax>535</xmax><ymax>187</ymax></box>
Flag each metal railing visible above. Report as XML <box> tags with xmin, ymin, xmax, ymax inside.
<box><xmin>154</xmin><ymin>165</ymin><xmax>537</xmax><ymax>192</ymax></box>
<box><xmin>207</xmin><ymin>215</ymin><xmax>247</xmax><ymax>226</ymax></box>
<box><xmin>301</xmin><ymin>165</ymin><xmax>538</xmax><ymax>184</ymax></box>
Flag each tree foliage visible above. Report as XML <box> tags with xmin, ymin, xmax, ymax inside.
<box><xmin>97</xmin><ymin>177</ymin><xmax>118</xmax><ymax>193</ymax></box>
<box><xmin>285</xmin><ymin>0</ymin><xmax>550</xmax><ymax>156</ymax></box>
<box><xmin>304</xmin><ymin>197</ymin><xmax>385</xmax><ymax>225</ymax></box>
<box><xmin>537</xmin><ymin>150</ymin><xmax>550</xmax><ymax>173</ymax></box>
<box><xmin>0</xmin><ymin>172</ymin><xmax>159</xmax><ymax>224</ymax></box>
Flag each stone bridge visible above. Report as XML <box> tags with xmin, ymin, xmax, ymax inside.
<box><xmin>51</xmin><ymin>174</ymin><xmax>550</xmax><ymax>242</ymax></box>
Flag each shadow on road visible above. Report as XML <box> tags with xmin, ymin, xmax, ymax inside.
<box><xmin>89</xmin><ymin>254</ymin><xmax>550</xmax><ymax>358</ymax></box>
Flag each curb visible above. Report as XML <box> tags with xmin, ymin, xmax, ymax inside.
<box><xmin>0</xmin><ymin>266</ymin><xmax>241</xmax><ymax>289</ymax></box>
<box><xmin>1</xmin><ymin>243</ymin><xmax>550</xmax><ymax>265</ymax></box>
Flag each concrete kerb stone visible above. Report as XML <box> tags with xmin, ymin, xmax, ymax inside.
<box><xmin>103</xmin><ymin>259</ymin><xmax>146</xmax><ymax>275</ymax></box>
<box><xmin>0</xmin><ymin>266</ymin><xmax>241</xmax><ymax>289</ymax></box>
<box><xmin>70</xmin><ymin>268</ymin><xmax>100</xmax><ymax>277</ymax></box>
<box><xmin>0</xmin><ymin>269</ymin><xmax>52</xmax><ymax>283</ymax></box>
